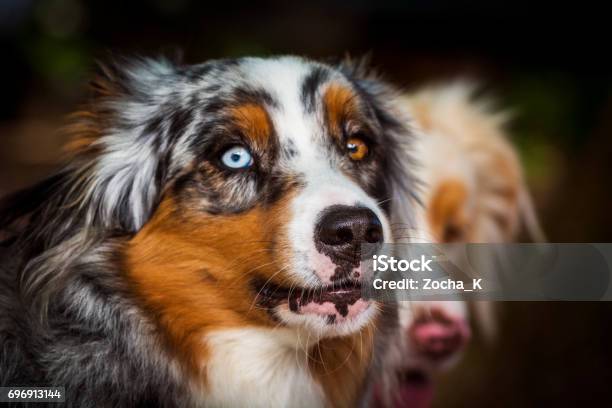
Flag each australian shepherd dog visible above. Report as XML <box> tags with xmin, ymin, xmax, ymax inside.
<box><xmin>0</xmin><ymin>56</ymin><xmax>416</xmax><ymax>407</ymax></box>
<box><xmin>0</xmin><ymin>56</ymin><xmax>539</xmax><ymax>407</ymax></box>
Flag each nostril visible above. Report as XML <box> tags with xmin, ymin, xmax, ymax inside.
<box><xmin>337</xmin><ymin>227</ymin><xmax>354</xmax><ymax>244</ymax></box>
<box><xmin>318</xmin><ymin>223</ymin><xmax>354</xmax><ymax>246</ymax></box>
<box><xmin>365</xmin><ymin>224</ymin><xmax>383</xmax><ymax>244</ymax></box>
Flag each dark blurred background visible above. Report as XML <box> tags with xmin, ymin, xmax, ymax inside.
<box><xmin>1</xmin><ymin>1</ymin><xmax>611</xmax><ymax>406</ymax></box>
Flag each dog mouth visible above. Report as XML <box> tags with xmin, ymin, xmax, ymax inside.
<box><xmin>253</xmin><ymin>278</ymin><xmax>371</xmax><ymax>323</ymax></box>
<box><xmin>390</xmin><ymin>370</ymin><xmax>433</xmax><ymax>408</ymax></box>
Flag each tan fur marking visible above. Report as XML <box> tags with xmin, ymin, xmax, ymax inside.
<box><xmin>428</xmin><ymin>180</ymin><xmax>469</xmax><ymax>242</ymax></box>
<box><xmin>229</xmin><ymin>103</ymin><xmax>272</xmax><ymax>148</ymax></box>
<box><xmin>310</xmin><ymin>323</ymin><xmax>375</xmax><ymax>408</ymax></box>
<box><xmin>323</xmin><ymin>83</ymin><xmax>359</xmax><ymax>141</ymax></box>
<box><xmin>125</xmin><ymin>191</ymin><xmax>295</xmax><ymax>385</ymax></box>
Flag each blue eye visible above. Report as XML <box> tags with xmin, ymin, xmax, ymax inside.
<box><xmin>220</xmin><ymin>146</ymin><xmax>253</xmax><ymax>169</ymax></box>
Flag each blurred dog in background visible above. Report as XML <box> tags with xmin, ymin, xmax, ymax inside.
<box><xmin>371</xmin><ymin>83</ymin><xmax>544</xmax><ymax>407</ymax></box>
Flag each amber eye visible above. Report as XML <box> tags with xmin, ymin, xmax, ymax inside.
<box><xmin>346</xmin><ymin>137</ymin><xmax>369</xmax><ymax>161</ymax></box>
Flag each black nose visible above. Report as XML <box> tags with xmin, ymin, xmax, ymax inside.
<box><xmin>315</xmin><ymin>205</ymin><xmax>384</xmax><ymax>251</ymax></box>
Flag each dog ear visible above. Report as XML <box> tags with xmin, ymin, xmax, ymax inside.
<box><xmin>63</xmin><ymin>56</ymin><xmax>179</xmax><ymax>233</ymax></box>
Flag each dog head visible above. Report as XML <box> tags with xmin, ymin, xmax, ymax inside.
<box><xmin>62</xmin><ymin>56</ymin><xmax>415</xmax><ymax>341</ymax></box>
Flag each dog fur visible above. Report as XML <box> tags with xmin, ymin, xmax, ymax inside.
<box><xmin>0</xmin><ymin>56</ymin><xmax>419</xmax><ymax>407</ymax></box>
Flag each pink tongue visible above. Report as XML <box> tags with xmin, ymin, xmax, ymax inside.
<box><xmin>393</xmin><ymin>380</ymin><xmax>433</xmax><ymax>408</ymax></box>
<box><xmin>414</xmin><ymin>321</ymin><xmax>453</xmax><ymax>339</ymax></box>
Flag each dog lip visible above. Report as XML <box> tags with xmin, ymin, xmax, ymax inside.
<box><xmin>253</xmin><ymin>278</ymin><xmax>363</xmax><ymax>305</ymax></box>
<box><xmin>254</xmin><ymin>277</ymin><xmax>369</xmax><ymax>322</ymax></box>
